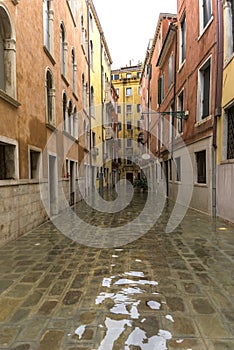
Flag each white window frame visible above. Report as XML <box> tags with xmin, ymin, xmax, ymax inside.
<box><xmin>199</xmin><ymin>0</ymin><xmax>213</xmax><ymax>35</ymax></box>
<box><xmin>196</xmin><ymin>56</ymin><xmax>212</xmax><ymax>123</ymax></box>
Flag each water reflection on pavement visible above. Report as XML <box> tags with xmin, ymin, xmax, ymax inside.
<box><xmin>0</xmin><ymin>191</ymin><xmax>233</xmax><ymax>349</ymax></box>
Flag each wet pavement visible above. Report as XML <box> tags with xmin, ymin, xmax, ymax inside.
<box><xmin>0</xmin><ymin>191</ymin><xmax>234</xmax><ymax>349</ymax></box>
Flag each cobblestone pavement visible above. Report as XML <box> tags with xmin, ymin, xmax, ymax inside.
<box><xmin>0</xmin><ymin>191</ymin><xmax>234</xmax><ymax>349</ymax></box>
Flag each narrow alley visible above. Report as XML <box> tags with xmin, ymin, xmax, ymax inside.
<box><xmin>0</xmin><ymin>191</ymin><xmax>233</xmax><ymax>350</ymax></box>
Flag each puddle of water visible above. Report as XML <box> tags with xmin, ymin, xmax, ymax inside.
<box><xmin>165</xmin><ymin>314</ymin><xmax>174</xmax><ymax>322</ymax></box>
<box><xmin>112</xmin><ymin>255</ymin><xmax>118</xmax><ymax>258</ymax></box>
<box><xmin>135</xmin><ymin>259</ymin><xmax>142</xmax><ymax>262</ymax></box>
<box><xmin>115</xmin><ymin>278</ymin><xmax>158</xmax><ymax>286</ymax></box>
<box><xmin>98</xmin><ymin>318</ymin><xmax>132</xmax><ymax>350</ymax></box>
<box><xmin>76</xmin><ymin>271</ymin><xmax>172</xmax><ymax>349</ymax></box>
<box><xmin>147</xmin><ymin>300</ymin><xmax>161</xmax><ymax>310</ymax></box>
<box><xmin>95</xmin><ymin>292</ymin><xmax>114</xmax><ymax>305</ymax></box>
<box><xmin>176</xmin><ymin>339</ymin><xmax>184</xmax><ymax>343</ymax></box>
<box><xmin>74</xmin><ymin>325</ymin><xmax>86</xmax><ymax>339</ymax></box>
<box><xmin>124</xmin><ymin>271</ymin><xmax>144</xmax><ymax>277</ymax></box>
<box><xmin>125</xmin><ymin>327</ymin><xmax>172</xmax><ymax>350</ymax></box>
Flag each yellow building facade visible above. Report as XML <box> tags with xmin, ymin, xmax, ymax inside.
<box><xmin>88</xmin><ymin>1</ymin><xmax>113</xmax><ymax>191</ymax></box>
<box><xmin>111</xmin><ymin>64</ymin><xmax>142</xmax><ymax>183</ymax></box>
<box><xmin>216</xmin><ymin>0</ymin><xmax>234</xmax><ymax>222</ymax></box>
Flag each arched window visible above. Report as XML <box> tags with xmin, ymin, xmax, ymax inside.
<box><xmin>63</xmin><ymin>92</ymin><xmax>67</xmax><ymax>131</ymax></box>
<box><xmin>73</xmin><ymin>107</ymin><xmax>78</xmax><ymax>139</ymax></box>
<box><xmin>72</xmin><ymin>49</ymin><xmax>76</xmax><ymax>93</ymax></box>
<box><xmin>60</xmin><ymin>23</ymin><xmax>67</xmax><ymax>77</ymax></box>
<box><xmin>0</xmin><ymin>5</ymin><xmax>16</xmax><ymax>99</ymax></box>
<box><xmin>46</xmin><ymin>69</ymin><xmax>55</xmax><ymax>125</ymax></box>
<box><xmin>68</xmin><ymin>100</ymin><xmax>72</xmax><ymax>135</ymax></box>
<box><xmin>43</xmin><ymin>0</ymin><xmax>54</xmax><ymax>55</ymax></box>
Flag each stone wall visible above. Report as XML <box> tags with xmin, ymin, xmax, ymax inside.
<box><xmin>0</xmin><ymin>179</ymin><xmax>82</xmax><ymax>246</ymax></box>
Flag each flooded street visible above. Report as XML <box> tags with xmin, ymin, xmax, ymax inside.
<box><xmin>0</xmin><ymin>191</ymin><xmax>233</xmax><ymax>349</ymax></box>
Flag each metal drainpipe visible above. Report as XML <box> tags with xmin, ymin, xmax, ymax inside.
<box><xmin>170</xmin><ymin>23</ymin><xmax>178</xmax><ymax>160</ymax></box>
<box><xmin>100</xmin><ymin>36</ymin><xmax>104</xmax><ymax>195</ymax></box>
<box><xmin>213</xmin><ymin>0</ymin><xmax>224</xmax><ymax>218</ymax></box>
<box><xmin>86</xmin><ymin>0</ymin><xmax>92</xmax><ymax>192</ymax></box>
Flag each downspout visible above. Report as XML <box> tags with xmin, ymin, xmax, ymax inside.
<box><xmin>170</xmin><ymin>23</ymin><xmax>178</xmax><ymax>160</ymax></box>
<box><xmin>100</xmin><ymin>35</ymin><xmax>104</xmax><ymax>195</ymax></box>
<box><xmin>86</xmin><ymin>0</ymin><xmax>92</xmax><ymax>191</ymax></box>
<box><xmin>213</xmin><ymin>0</ymin><xmax>224</xmax><ymax>217</ymax></box>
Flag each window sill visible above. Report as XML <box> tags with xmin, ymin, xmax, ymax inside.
<box><xmin>43</xmin><ymin>46</ymin><xmax>56</xmax><ymax>65</ymax></box>
<box><xmin>224</xmin><ymin>53</ymin><xmax>234</xmax><ymax>69</ymax></box>
<box><xmin>72</xmin><ymin>92</ymin><xmax>78</xmax><ymax>101</ymax></box>
<box><xmin>195</xmin><ymin>115</ymin><xmax>212</xmax><ymax>127</ymax></box>
<box><xmin>198</xmin><ymin>16</ymin><xmax>214</xmax><ymax>41</ymax></box>
<box><xmin>46</xmin><ymin>123</ymin><xmax>57</xmax><ymax>131</ymax></box>
<box><xmin>61</xmin><ymin>74</ymin><xmax>69</xmax><ymax>87</ymax></box>
<box><xmin>194</xmin><ymin>182</ymin><xmax>207</xmax><ymax>187</ymax></box>
<box><xmin>0</xmin><ymin>90</ymin><xmax>20</xmax><ymax>108</ymax></box>
<box><xmin>220</xmin><ymin>159</ymin><xmax>234</xmax><ymax>165</ymax></box>
<box><xmin>178</xmin><ymin>60</ymin><xmax>185</xmax><ymax>73</ymax></box>
<box><xmin>63</xmin><ymin>130</ymin><xmax>78</xmax><ymax>143</ymax></box>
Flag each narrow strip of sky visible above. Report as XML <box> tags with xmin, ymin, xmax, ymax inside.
<box><xmin>92</xmin><ymin>0</ymin><xmax>177</xmax><ymax>69</ymax></box>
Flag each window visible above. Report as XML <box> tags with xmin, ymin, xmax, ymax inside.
<box><xmin>196</xmin><ymin>150</ymin><xmax>206</xmax><ymax>183</ymax></box>
<box><xmin>46</xmin><ymin>69</ymin><xmax>55</xmax><ymax>125</ymax></box>
<box><xmin>126</xmin><ymin>104</ymin><xmax>132</xmax><ymax>115</ymax></box>
<box><xmin>127</xmin><ymin>121</ymin><xmax>132</xmax><ymax>130</ymax></box>
<box><xmin>68</xmin><ymin>101</ymin><xmax>72</xmax><ymax>134</ymax></box>
<box><xmin>72</xmin><ymin>49</ymin><xmax>77</xmax><ymax>94</ymax></box>
<box><xmin>126</xmin><ymin>73</ymin><xmax>132</xmax><ymax>79</ymax></box>
<box><xmin>197</xmin><ymin>58</ymin><xmax>211</xmax><ymax>120</ymax></box>
<box><xmin>127</xmin><ymin>139</ymin><xmax>132</xmax><ymax>147</ymax></box>
<box><xmin>43</xmin><ymin>0</ymin><xmax>54</xmax><ymax>55</ymax></box>
<box><xmin>177</xmin><ymin>90</ymin><xmax>184</xmax><ymax>134</ymax></box>
<box><xmin>30</xmin><ymin>149</ymin><xmax>41</xmax><ymax>179</ymax></box>
<box><xmin>117</xmin><ymin>122</ymin><xmax>122</xmax><ymax>131</ymax></box>
<box><xmin>137</xmin><ymin>104</ymin><xmax>141</xmax><ymax>113</ymax></box>
<box><xmin>180</xmin><ymin>15</ymin><xmax>186</xmax><ymax>64</ymax></box>
<box><xmin>63</xmin><ymin>92</ymin><xmax>67</xmax><ymax>131</ymax></box>
<box><xmin>200</xmin><ymin>0</ymin><xmax>212</xmax><ymax>31</ymax></box>
<box><xmin>137</xmin><ymin>72</ymin><xmax>141</xmax><ymax>79</ymax></box>
<box><xmin>82</xmin><ymin>74</ymin><xmax>85</xmax><ymax>109</ymax></box>
<box><xmin>92</xmin><ymin>132</ymin><xmax>96</xmax><ymax>147</ymax></box>
<box><xmin>112</xmin><ymin>74</ymin><xmax>119</xmax><ymax>80</ymax></box>
<box><xmin>0</xmin><ymin>139</ymin><xmax>17</xmax><ymax>180</ymax></box>
<box><xmin>73</xmin><ymin>107</ymin><xmax>78</xmax><ymax>139</ymax></box>
<box><xmin>0</xmin><ymin>5</ymin><xmax>16</xmax><ymax>99</ymax></box>
<box><xmin>126</xmin><ymin>87</ymin><xmax>132</xmax><ymax>96</ymax></box>
<box><xmin>117</xmin><ymin>105</ymin><xmax>121</xmax><ymax>114</ymax></box>
<box><xmin>90</xmin><ymin>40</ymin><xmax>93</xmax><ymax>68</ymax></box>
<box><xmin>60</xmin><ymin>23</ymin><xmax>67</xmax><ymax>77</ymax></box>
<box><xmin>116</xmin><ymin>88</ymin><xmax>119</xmax><ymax>96</ymax></box>
<box><xmin>227</xmin><ymin>105</ymin><xmax>234</xmax><ymax>159</ymax></box>
<box><xmin>175</xmin><ymin>157</ymin><xmax>181</xmax><ymax>182</ymax></box>
<box><xmin>90</xmin><ymin>86</ymin><xmax>94</xmax><ymax>117</ymax></box>
<box><xmin>168</xmin><ymin>54</ymin><xmax>173</xmax><ymax>87</ymax></box>
<box><xmin>225</xmin><ymin>1</ymin><xmax>234</xmax><ymax>57</ymax></box>
<box><xmin>158</xmin><ymin>75</ymin><xmax>164</xmax><ymax>105</ymax></box>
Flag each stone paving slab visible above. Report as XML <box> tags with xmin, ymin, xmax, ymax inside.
<box><xmin>0</xmin><ymin>193</ymin><xmax>233</xmax><ymax>349</ymax></box>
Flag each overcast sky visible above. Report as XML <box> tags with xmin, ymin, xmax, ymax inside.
<box><xmin>92</xmin><ymin>0</ymin><xmax>177</xmax><ymax>69</ymax></box>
